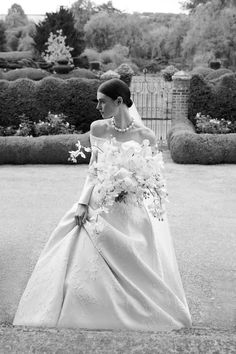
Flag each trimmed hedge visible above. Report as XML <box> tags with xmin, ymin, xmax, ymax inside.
<box><xmin>205</xmin><ymin>68</ymin><xmax>233</xmax><ymax>81</ymax></box>
<box><xmin>190</xmin><ymin>66</ymin><xmax>214</xmax><ymax>78</ymax></box>
<box><xmin>0</xmin><ymin>51</ymin><xmax>34</xmax><ymax>60</ymax></box>
<box><xmin>51</xmin><ymin>68</ymin><xmax>98</xmax><ymax>80</ymax></box>
<box><xmin>3</xmin><ymin>68</ymin><xmax>50</xmax><ymax>81</ymax></box>
<box><xmin>188</xmin><ymin>74</ymin><xmax>236</xmax><ymax>123</ymax></box>
<box><xmin>0</xmin><ymin>132</ymin><xmax>91</xmax><ymax>164</ymax></box>
<box><xmin>168</xmin><ymin>117</ymin><xmax>236</xmax><ymax>164</ymax></box>
<box><xmin>0</xmin><ymin>77</ymin><xmax>101</xmax><ymax>132</ymax></box>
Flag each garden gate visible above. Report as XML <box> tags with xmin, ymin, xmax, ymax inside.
<box><xmin>130</xmin><ymin>76</ymin><xmax>173</xmax><ymax>144</ymax></box>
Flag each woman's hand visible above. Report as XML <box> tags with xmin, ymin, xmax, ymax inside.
<box><xmin>74</xmin><ymin>203</ymin><xmax>88</xmax><ymax>227</ymax></box>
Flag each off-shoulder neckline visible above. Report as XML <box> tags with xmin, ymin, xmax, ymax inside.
<box><xmin>90</xmin><ymin>134</ymin><xmax>148</xmax><ymax>145</ymax></box>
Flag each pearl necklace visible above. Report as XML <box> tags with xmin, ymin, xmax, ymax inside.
<box><xmin>111</xmin><ymin>117</ymin><xmax>135</xmax><ymax>133</ymax></box>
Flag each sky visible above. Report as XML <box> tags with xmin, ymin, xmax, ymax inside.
<box><xmin>0</xmin><ymin>0</ymin><xmax>186</xmax><ymax>15</ymax></box>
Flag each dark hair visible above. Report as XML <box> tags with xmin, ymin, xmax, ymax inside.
<box><xmin>98</xmin><ymin>78</ymin><xmax>133</xmax><ymax>108</ymax></box>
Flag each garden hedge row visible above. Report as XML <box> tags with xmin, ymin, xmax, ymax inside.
<box><xmin>0</xmin><ymin>133</ymin><xmax>91</xmax><ymax>164</ymax></box>
<box><xmin>1</xmin><ymin>68</ymin><xmax>98</xmax><ymax>81</ymax></box>
<box><xmin>168</xmin><ymin>117</ymin><xmax>236</xmax><ymax>164</ymax></box>
<box><xmin>0</xmin><ymin>77</ymin><xmax>101</xmax><ymax>132</ymax></box>
<box><xmin>188</xmin><ymin>73</ymin><xmax>236</xmax><ymax>124</ymax></box>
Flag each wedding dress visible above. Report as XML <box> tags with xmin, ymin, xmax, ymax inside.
<box><xmin>13</xmin><ymin>134</ymin><xmax>192</xmax><ymax>331</ymax></box>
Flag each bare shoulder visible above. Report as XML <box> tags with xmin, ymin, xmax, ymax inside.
<box><xmin>139</xmin><ymin>126</ymin><xmax>157</xmax><ymax>146</ymax></box>
<box><xmin>90</xmin><ymin>119</ymin><xmax>108</xmax><ymax>137</ymax></box>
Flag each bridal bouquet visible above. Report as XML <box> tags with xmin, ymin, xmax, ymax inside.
<box><xmin>69</xmin><ymin>138</ymin><xmax>168</xmax><ymax>221</ymax></box>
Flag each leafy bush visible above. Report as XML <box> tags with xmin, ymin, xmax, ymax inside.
<box><xmin>115</xmin><ymin>63</ymin><xmax>134</xmax><ymax>87</ymax></box>
<box><xmin>194</xmin><ymin>113</ymin><xmax>236</xmax><ymax>134</ymax></box>
<box><xmin>100</xmin><ymin>70</ymin><xmax>120</xmax><ymax>80</ymax></box>
<box><xmin>73</xmin><ymin>55</ymin><xmax>89</xmax><ymax>69</ymax></box>
<box><xmin>43</xmin><ymin>29</ymin><xmax>74</xmax><ymax>64</ymax></box>
<box><xmin>190</xmin><ymin>66</ymin><xmax>214</xmax><ymax>78</ymax></box>
<box><xmin>205</xmin><ymin>68</ymin><xmax>233</xmax><ymax>81</ymax></box>
<box><xmin>188</xmin><ymin>74</ymin><xmax>214</xmax><ymax>123</ymax></box>
<box><xmin>81</xmin><ymin>48</ymin><xmax>100</xmax><ymax>62</ymax></box>
<box><xmin>3</xmin><ymin>68</ymin><xmax>50</xmax><ymax>81</ymax></box>
<box><xmin>101</xmin><ymin>62</ymin><xmax>117</xmax><ymax>72</ymax></box>
<box><xmin>33</xmin><ymin>7</ymin><xmax>84</xmax><ymax>57</ymax></box>
<box><xmin>213</xmin><ymin>73</ymin><xmax>236</xmax><ymax>122</ymax></box>
<box><xmin>0</xmin><ymin>77</ymin><xmax>101</xmax><ymax>132</ymax></box>
<box><xmin>189</xmin><ymin>73</ymin><xmax>236</xmax><ymax>124</ymax></box>
<box><xmin>168</xmin><ymin>116</ymin><xmax>236</xmax><ymax>164</ymax></box>
<box><xmin>2</xmin><ymin>112</ymin><xmax>80</xmax><ymax>137</ymax></box>
<box><xmin>161</xmin><ymin>65</ymin><xmax>178</xmax><ymax>81</ymax></box>
<box><xmin>0</xmin><ymin>132</ymin><xmax>91</xmax><ymax>164</ymax></box>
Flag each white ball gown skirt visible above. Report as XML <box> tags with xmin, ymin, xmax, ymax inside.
<box><xmin>13</xmin><ymin>135</ymin><xmax>192</xmax><ymax>331</ymax></box>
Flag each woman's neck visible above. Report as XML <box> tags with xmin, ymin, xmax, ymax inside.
<box><xmin>113</xmin><ymin>108</ymin><xmax>132</xmax><ymax>129</ymax></box>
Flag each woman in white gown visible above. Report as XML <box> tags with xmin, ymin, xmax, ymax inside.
<box><xmin>13</xmin><ymin>79</ymin><xmax>192</xmax><ymax>331</ymax></box>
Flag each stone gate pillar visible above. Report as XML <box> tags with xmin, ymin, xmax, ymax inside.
<box><xmin>171</xmin><ymin>71</ymin><xmax>191</xmax><ymax>121</ymax></box>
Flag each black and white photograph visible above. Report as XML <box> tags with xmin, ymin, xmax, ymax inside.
<box><xmin>0</xmin><ymin>0</ymin><xmax>236</xmax><ymax>352</ymax></box>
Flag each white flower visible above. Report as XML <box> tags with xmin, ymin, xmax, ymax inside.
<box><xmin>69</xmin><ymin>137</ymin><xmax>168</xmax><ymax>227</ymax></box>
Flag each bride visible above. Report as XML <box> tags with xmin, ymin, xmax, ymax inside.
<box><xmin>13</xmin><ymin>78</ymin><xmax>192</xmax><ymax>331</ymax></box>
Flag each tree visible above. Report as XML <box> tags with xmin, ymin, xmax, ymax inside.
<box><xmin>17</xmin><ymin>34</ymin><xmax>35</xmax><ymax>51</ymax></box>
<box><xmin>182</xmin><ymin>0</ymin><xmax>236</xmax><ymax>68</ymax></box>
<box><xmin>181</xmin><ymin>0</ymin><xmax>236</xmax><ymax>11</ymax></box>
<box><xmin>0</xmin><ymin>21</ymin><xmax>6</xmax><ymax>51</ymax></box>
<box><xmin>5</xmin><ymin>3</ymin><xmax>28</xmax><ymax>28</ymax></box>
<box><xmin>33</xmin><ymin>6</ymin><xmax>85</xmax><ymax>57</ymax></box>
<box><xmin>164</xmin><ymin>15</ymin><xmax>190</xmax><ymax>59</ymax></box>
<box><xmin>71</xmin><ymin>0</ymin><xmax>96</xmax><ymax>32</ymax></box>
<box><xmin>84</xmin><ymin>12</ymin><xmax>118</xmax><ymax>51</ymax></box>
<box><xmin>95</xmin><ymin>1</ymin><xmax>121</xmax><ymax>14</ymax></box>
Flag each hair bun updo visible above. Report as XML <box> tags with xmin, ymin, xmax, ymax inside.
<box><xmin>98</xmin><ymin>79</ymin><xmax>133</xmax><ymax>108</ymax></box>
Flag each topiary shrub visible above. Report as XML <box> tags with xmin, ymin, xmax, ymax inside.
<box><xmin>205</xmin><ymin>68</ymin><xmax>233</xmax><ymax>81</ymax></box>
<box><xmin>61</xmin><ymin>78</ymin><xmax>101</xmax><ymax>131</ymax></box>
<box><xmin>90</xmin><ymin>61</ymin><xmax>101</xmax><ymax>71</ymax></box>
<box><xmin>0</xmin><ymin>79</ymin><xmax>39</xmax><ymax>127</ymax></box>
<box><xmin>73</xmin><ymin>55</ymin><xmax>89</xmax><ymax>69</ymax></box>
<box><xmin>168</xmin><ymin>116</ymin><xmax>236</xmax><ymax>164</ymax></box>
<box><xmin>3</xmin><ymin>68</ymin><xmax>50</xmax><ymax>81</ymax></box>
<box><xmin>0</xmin><ymin>132</ymin><xmax>91</xmax><ymax>164</ymax></box>
<box><xmin>209</xmin><ymin>61</ymin><xmax>221</xmax><ymax>70</ymax></box>
<box><xmin>0</xmin><ymin>77</ymin><xmax>101</xmax><ymax>132</ymax></box>
<box><xmin>188</xmin><ymin>74</ymin><xmax>214</xmax><ymax>124</ymax></box>
<box><xmin>190</xmin><ymin>66</ymin><xmax>214</xmax><ymax>78</ymax></box>
<box><xmin>213</xmin><ymin>73</ymin><xmax>236</xmax><ymax>122</ymax></box>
